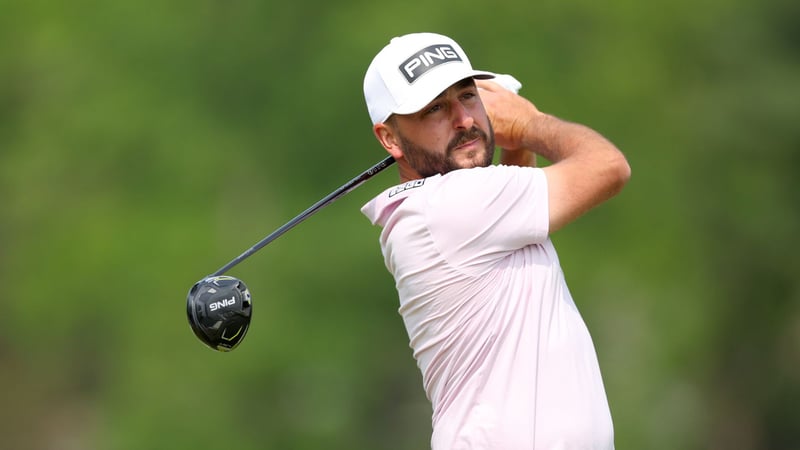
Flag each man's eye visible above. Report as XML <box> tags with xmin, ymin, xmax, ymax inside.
<box><xmin>425</xmin><ymin>104</ymin><xmax>442</xmax><ymax>115</ymax></box>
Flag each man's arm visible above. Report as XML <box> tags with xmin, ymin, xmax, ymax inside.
<box><xmin>478</xmin><ymin>80</ymin><xmax>631</xmax><ymax>233</ymax></box>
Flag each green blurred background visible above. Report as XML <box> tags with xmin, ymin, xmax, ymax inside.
<box><xmin>1</xmin><ymin>0</ymin><xmax>798</xmax><ymax>449</ymax></box>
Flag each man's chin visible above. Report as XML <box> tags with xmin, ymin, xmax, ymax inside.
<box><xmin>450</xmin><ymin>147</ymin><xmax>494</xmax><ymax>169</ymax></box>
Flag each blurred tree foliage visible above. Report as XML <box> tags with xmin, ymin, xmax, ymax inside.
<box><xmin>1</xmin><ymin>0</ymin><xmax>798</xmax><ymax>449</ymax></box>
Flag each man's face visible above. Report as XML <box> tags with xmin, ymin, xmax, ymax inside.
<box><xmin>391</xmin><ymin>78</ymin><xmax>495</xmax><ymax>178</ymax></box>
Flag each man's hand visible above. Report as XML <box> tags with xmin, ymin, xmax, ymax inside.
<box><xmin>477</xmin><ymin>79</ymin><xmax>539</xmax><ymax>167</ymax></box>
<box><xmin>477</xmin><ymin>79</ymin><xmax>543</xmax><ymax>151</ymax></box>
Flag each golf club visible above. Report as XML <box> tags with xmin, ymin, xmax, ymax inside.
<box><xmin>187</xmin><ymin>155</ymin><xmax>396</xmax><ymax>351</ymax></box>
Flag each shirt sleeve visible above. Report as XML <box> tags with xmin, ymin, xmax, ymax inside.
<box><xmin>424</xmin><ymin>165</ymin><xmax>549</xmax><ymax>269</ymax></box>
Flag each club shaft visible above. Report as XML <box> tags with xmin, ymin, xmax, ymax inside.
<box><xmin>210</xmin><ymin>156</ymin><xmax>395</xmax><ymax>277</ymax></box>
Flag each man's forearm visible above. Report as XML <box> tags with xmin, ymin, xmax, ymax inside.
<box><xmin>521</xmin><ymin>114</ymin><xmax>617</xmax><ymax>165</ymax></box>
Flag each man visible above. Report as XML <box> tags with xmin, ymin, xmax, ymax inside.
<box><xmin>360</xmin><ymin>32</ymin><xmax>630</xmax><ymax>449</ymax></box>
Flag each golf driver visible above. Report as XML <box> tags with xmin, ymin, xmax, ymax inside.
<box><xmin>187</xmin><ymin>155</ymin><xmax>396</xmax><ymax>351</ymax></box>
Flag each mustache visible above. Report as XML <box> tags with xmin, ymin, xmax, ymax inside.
<box><xmin>447</xmin><ymin>127</ymin><xmax>488</xmax><ymax>152</ymax></box>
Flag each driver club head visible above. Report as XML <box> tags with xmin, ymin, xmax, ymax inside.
<box><xmin>187</xmin><ymin>275</ymin><xmax>252</xmax><ymax>352</ymax></box>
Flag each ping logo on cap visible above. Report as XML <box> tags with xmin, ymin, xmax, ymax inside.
<box><xmin>399</xmin><ymin>44</ymin><xmax>462</xmax><ymax>83</ymax></box>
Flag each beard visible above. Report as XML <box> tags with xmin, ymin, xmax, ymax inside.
<box><xmin>397</xmin><ymin>122</ymin><xmax>495</xmax><ymax>178</ymax></box>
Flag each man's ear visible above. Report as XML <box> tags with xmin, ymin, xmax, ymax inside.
<box><xmin>373</xmin><ymin>123</ymin><xmax>404</xmax><ymax>160</ymax></box>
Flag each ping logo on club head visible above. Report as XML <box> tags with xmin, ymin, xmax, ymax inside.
<box><xmin>209</xmin><ymin>296</ymin><xmax>236</xmax><ymax>312</ymax></box>
<box><xmin>399</xmin><ymin>44</ymin><xmax>462</xmax><ymax>83</ymax></box>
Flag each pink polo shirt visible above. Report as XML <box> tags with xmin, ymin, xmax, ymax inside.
<box><xmin>362</xmin><ymin>165</ymin><xmax>613</xmax><ymax>450</ymax></box>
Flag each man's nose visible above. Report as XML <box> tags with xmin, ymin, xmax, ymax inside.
<box><xmin>451</xmin><ymin>101</ymin><xmax>475</xmax><ymax>129</ymax></box>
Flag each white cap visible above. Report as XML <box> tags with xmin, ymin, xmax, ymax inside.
<box><xmin>363</xmin><ymin>33</ymin><xmax>495</xmax><ymax>125</ymax></box>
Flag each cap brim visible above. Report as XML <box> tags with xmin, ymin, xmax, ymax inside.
<box><xmin>391</xmin><ymin>69</ymin><xmax>495</xmax><ymax>117</ymax></box>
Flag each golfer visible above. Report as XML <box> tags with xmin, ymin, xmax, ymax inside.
<box><xmin>361</xmin><ymin>32</ymin><xmax>630</xmax><ymax>449</ymax></box>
